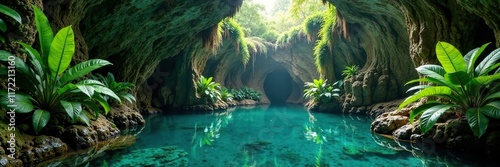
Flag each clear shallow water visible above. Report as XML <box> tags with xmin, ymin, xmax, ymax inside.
<box><xmin>87</xmin><ymin>105</ymin><xmax>487</xmax><ymax>167</ymax></box>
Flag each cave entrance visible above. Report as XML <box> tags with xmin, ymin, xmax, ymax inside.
<box><xmin>263</xmin><ymin>68</ymin><xmax>293</xmax><ymax>104</ymax></box>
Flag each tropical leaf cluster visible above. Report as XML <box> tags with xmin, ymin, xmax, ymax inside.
<box><xmin>230</xmin><ymin>87</ymin><xmax>262</xmax><ymax>101</ymax></box>
<box><xmin>399</xmin><ymin>41</ymin><xmax>500</xmax><ymax>137</ymax></box>
<box><xmin>342</xmin><ymin>65</ymin><xmax>358</xmax><ymax>79</ymax></box>
<box><xmin>197</xmin><ymin>76</ymin><xmax>222</xmax><ymax>103</ymax></box>
<box><xmin>303</xmin><ymin>79</ymin><xmax>341</xmax><ymax>104</ymax></box>
<box><xmin>0</xmin><ymin>6</ymin><xmax>125</xmax><ymax>134</ymax></box>
<box><xmin>92</xmin><ymin>72</ymin><xmax>136</xmax><ymax>104</ymax></box>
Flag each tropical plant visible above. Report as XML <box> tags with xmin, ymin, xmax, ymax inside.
<box><xmin>219</xmin><ymin>87</ymin><xmax>233</xmax><ymax>102</ymax></box>
<box><xmin>342</xmin><ymin>65</ymin><xmax>358</xmax><ymax>79</ymax></box>
<box><xmin>92</xmin><ymin>72</ymin><xmax>136</xmax><ymax>104</ymax></box>
<box><xmin>229</xmin><ymin>87</ymin><xmax>262</xmax><ymax>101</ymax></box>
<box><xmin>303</xmin><ymin>79</ymin><xmax>340</xmax><ymax>104</ymax></box>
<box><xmin>399</xmin><ymin>41</ymin><xmax>500</xmax><ymax>137</ymax></box>
<box><xmin>0</xmin><ymin>6</ymin><xmax>118</xmax><ymax>134</ymax></box>
<box><xmin>197</xmin><ymin>76</ymin><xmax>221</xmax><ymax>103</ymax></box>
<box><xmin>0</xmin><ymin>3</ymin><xmax>22</xmax><ymax>43</ymax></box>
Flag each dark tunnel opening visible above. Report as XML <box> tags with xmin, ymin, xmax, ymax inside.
<box><xmin>263</xmin><ymin>68</ymin><xmax>293</xmax><ymax>104</ymax></box>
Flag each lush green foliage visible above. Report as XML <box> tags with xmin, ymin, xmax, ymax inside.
<box><xmin>221</xmin><ymin>19</ymin><xmax>251</xmax><ymax>66</ymax></box>
<box><xmin>230</xmin><ymin>87</ymin><xmax>262</xmax><ymax>101</ymax></box>
<box><xmin>313</xmin><ymin>8</ymin><xmax>336</xmax><ymax>75</ymax></box>
<box><xmin>0</xmin><ymin>3</ymin><xmax>22</xmax><ymax>43</ymax></box>
<box><xmin>303</xmin><ymin>79</ymin><xmax>341</xmax><ymax>104</ymax></box>
<box><xmin>342</xmin><ymin>65</ymin><xmax>358</xmax><ymax>79</ymax></box>
<box><xmin>92</xmin><ymin>73</ymin><xmax>136</xmax><ymax>104</ymax></box>
<box><xmin>399</xmin><ymin>41</ymin><xmax>500</xmax><ymax>137</ymax></box>
<box><xmin>234</xmin><ymin>0</ymin><xmax>268</xmax><ymax>37</ymax></box>
<box><xmin>219</xmin><ymin>87</ymin><xmax>234</xmax><ymax>102</ymax></box>
<box><xmin>196</xmin><ymin>76</ymin><xmax>221</xmax><ymax>103</ymax></box>
<box><xmin>0</xmin><ymin>6</ymin><xmax>119</xmax><ymax>134</ymax></box>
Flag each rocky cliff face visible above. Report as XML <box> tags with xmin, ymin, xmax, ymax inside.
<box><xmin>1</xmin><ymin>0</ymin><xmax>243</xmax><ymax>165</ymax></box>
<box><xmin>367</xmin><ymin>0</ymin><xmax>499</xmax><ymax>157</ymax></box>
<box><xmin>325</xmin><ymin>0</ymin><xmax>418</xmax><ymax>113</ymax></box>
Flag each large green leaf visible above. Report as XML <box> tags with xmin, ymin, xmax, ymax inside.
<box><xmin>416</xmin><ymin>64</ymin><xmax>446</xmax><ymax>78</ymax></box>
<box><xmin>18</xmin><ymin>42</ymin><xmax>44</xmax><ymax>75</ymax></box>
<box><xmin>474</xmin><ymin>73</ymin><xmax>500</xmax><ymax>85</ymax></box>
<box><xmin>435</xmin><ymin>41</ymin><xmax>466</xmax><ymax>73</ymax></box>
<box><xmin>58</xmin><ymin>83</ymin><xmax>77</xmax><ymax>95</ymax></box>
<box><xmin>0</xmin><ymin>90</ymin><xmax>34</xmax><ymax>113</ymax></box>
<box><xmin>0</xmin><ymin>4</ymin><xmax>22</xmax><ymax>24</ymax></box>
<box><xmin>32</xmin><ymin>109</ymin><xmax>50</xmax><ymax>134</ymax></box>
<box><xmin>59</xmin><ymin>59</ymin><xmax>112</xmax><ymax>85</ymax></box>
<box><xmin>75</xmin><ymin>85</ymin><xmax>95</xmax><ymax>98</ymax></box>
<box><xmin>398</xmin><ymin>86</ymin><xmax>452</xmax><ymax>109</ymax></box>
<box><xmin>77</xmin><ymin>110</ymin><xmax>90</xmax><ymax>126</ymax></box>
<box><xmin>32</xmin><ymin>5</ymin><xmax>53</xmax><ymax>63</ymax></box>
<box><xmin>419</xmin><ymin>104</ymin><xmax>454</xmax><ymax>134</ymax></box>
<box><xmin>485</xmin><ymin>92</ymin><xmax>500</xmax><ymax>102</ymax></box>
<box><xmin>0</xmin><ymin>18</ymin><xmax>6</xmax><ymax>32</ymax></box>
<box><xmin>481</xmin><ymin>101</ymin><xmax>500</xmax><ymax>119</ymax></box>
<box><xmin>409</xmin><ymin>101</ymin><xmax>441</xmax><ymax>124</ymax></box>
<box><xmin>92</xmin><ymin>85</ymin><xmax>121</xmax><ymax>103</ymax></box>
<box><xmin>444</xmin><ymin>71</ymin><xmax>470</xmax><ymax>86</ymax></box>
<box><xmin>60</xmin><ymin>101</ymin><xmax>82</xmax><ymax>121</ymax></box>
<box><xmin>466</xmin><ymin>108</ymin><xmax>489</xmax><ymax>137</ymax></box>
<box><xmin>0</xmin><ymin>50</ymin><xmax>32</xmax><ymax>77</ymax></box>
<box><xmin>48</xmin><ymin>26</ymin><xmax>75</xmax><ymax>75</ymax></box>
<box><xmin>93</xmin><ymin>95</ymin><xmax>110</xmax><ymax>114</ymax></box>
<box><xmin>406</xmin><ymin>85</ymin><xmax>430</xmax><ymax>93</ymax></box>
<box><xmin>476</xmin><ymin>48</ymin><xmax>500</xmax><ymax>76</ymax></box>
<box><xmin>464</xmin><ymin>43</ymin><xmax>490</xmax><ymax>74</ymax></box>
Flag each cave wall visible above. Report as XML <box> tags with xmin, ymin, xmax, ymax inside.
<box><xmin>200</xmin><ymin>36</ymin><xmax>318</xmax><ymax>105</ymax></box>
<box><xmin>326</xmin><ymin>0</ymin><xmax>418</xmax><ymax>113</ymax></box>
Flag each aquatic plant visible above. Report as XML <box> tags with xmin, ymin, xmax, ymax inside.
<box><xmin>196</xmin><ymin>75</ymin><xmax>221</xmax><ymax>103</ymax></box>
<box><xmin>0</xmin><ymin>3</ymin><xmax>22</xmax><ymax>43</ymax></box>
<box><xmin>0</xmin><ymin>6</ymin><xmax>117</xmax><ymax>134</ymax></box>
<box><xmin>92</xmin><ymin>72</ymin><xmax>136</xmax><ymax>104</ymax></box>
<box><xmin>303</xmin><ymin>79</ymin><xmax>340</xmax><ymax>104</ymax></box>
<box><xmin>342</xmin><ymin>65</ymin><xmax>358</xmax><ymax>79</ymax></box>
<box><xmin>399</xmin><ymin>41</ymin><xmax>500</xmax><ymax>137</ymax></box>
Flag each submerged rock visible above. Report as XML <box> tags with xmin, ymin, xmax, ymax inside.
<box><xmin>111</xmin><ymin>146</ymin><xmax>188</xmax><ymax>167</ymax></box>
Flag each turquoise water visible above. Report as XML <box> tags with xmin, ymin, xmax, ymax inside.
<box><xmin>87</xmin><ymin>105</ymin><xmax>487</xmax><ymax>166</ymax></box>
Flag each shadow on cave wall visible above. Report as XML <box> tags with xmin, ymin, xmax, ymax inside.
<box><xmin>263</xmin><ymin>68</ymin><xmax>293</xmax><ymax>104</ymax></box>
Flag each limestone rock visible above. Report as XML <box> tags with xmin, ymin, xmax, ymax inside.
<box><xmin>18</xmin><ymin>135</ymin><xmax>68</xmax><ymax>165</ymax></box>
<box><xmin>91</xmin><ymin>115</ymin><xmax>120</xmax><ymax>141</ymax></box>
<box><xmin>61</xmin><ymin>125</ymin><xmax>98</xmax><ymax>150</ymax></box>
<box><xmin>108</xmin><ymin>105</ymin><xmax>145</xmax><ymax>128</ymax></box>
<box><xmin>371</xmin><ymin>115</ymin><xmax>409</xmax><ymax>134</ymax></box>
<box><xmin>392</xmin><ymin>124</ymin><xmax>413</xmax><ymax>140</ymax></box>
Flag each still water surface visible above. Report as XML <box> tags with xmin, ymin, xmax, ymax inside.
<box><xmin>87</xmin><ymin>105</ymin><xmax>488</xmax><ymax>167</ymax></box>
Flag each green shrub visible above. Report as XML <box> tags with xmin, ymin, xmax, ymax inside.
<box><xmin>342</xmin><ymin>65</ymin><xmax>358</xmax><ymax>79</ymax></box>
<box><xmin>399</xmin><ymin>41</ymin><xmax>500</xmax><ymax>137</ymax></box>
<box><xmin>303</xmin><ymin>79</ymin><xmax>340</xmax><ymax>104</ymax></box>
<box><xmin>229</xmin><ymin>87</ymin><xmax>261</xmax><ymax>101</ymax></box>
<box><xmin>92</xmin><ymin>72</ymin><xmax>136</xmax><ymax>104</ymax></box>
<box><xmin>197</xmin><ymin>76</ymin><xmax>221</xmax><ymax>103</ymax></box>
<box><xmin>219</xmin><ymin>87</ymin><xmax>233</xmax><ymax>102</ymax></box>
<box><xmin>0</xmin><ymin>6</ymin><xmax>117</xmax><ymax>134</ymax></box>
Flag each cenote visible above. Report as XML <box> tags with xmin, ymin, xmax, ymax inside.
<box><xmin>2</xmin><ymin>0</ymin><xmax>500</xmax><ymax>166</ymax></box>
<box><xmin>68</xmin><ymin>105</ymin><xmax>485</xmax><ymax>167</ymax></box>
